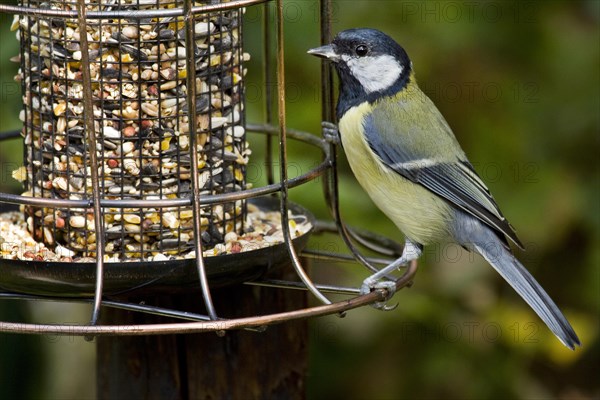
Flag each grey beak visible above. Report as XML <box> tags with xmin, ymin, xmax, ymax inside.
<box><xmin>307</xmin><ymin>44</ymin><xmax>340</xmax><ymax>62</ymax></box>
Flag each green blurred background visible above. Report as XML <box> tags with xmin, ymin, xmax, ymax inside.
<box><xmin>1</xmin><ymin>0</ymin><xmax>598</xmax><ymax>399</ymax></box>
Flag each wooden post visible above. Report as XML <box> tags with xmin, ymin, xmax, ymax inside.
<box><xmin>97</xmin><ymin>269</ymin><xmax>308</xmax><ymax>399</ymax></box>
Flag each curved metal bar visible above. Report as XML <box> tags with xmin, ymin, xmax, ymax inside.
<box><xmin>346</xmin><ymin>227</ymin><xmax>401</xmax><ymax>258</ymax></box>
<box><xmin>314</xmin><ymin>220</ymin><xmax>403</xmax><ymax>258</ymax></box>
<box><xmin>323</xmin><ymin>134</ymin><xmax>399</xmax><ymax>280</ymax></box>
<box><xmin>76</xmin><ymin>0</ymin><xmax>105</xmax><ymax>327</ymax></box>
<box><xmin>0</xmin><ymin>292</ymin><xmax>212</xmax><ymax>322</ymax></box>
<box><xmin>320</xmin><ymin>0</ymin><xmax>335</xmax><ymax>124</ymax></box>
<box><xmin>0</xmin><ymin>290</ymin><xmax>380</xmax><ymax>336</ymax></box>
<box><xmin>0</xmin><ymin>130</ymin><xmax>21</xmax><ymax>140</ymax></box>
<box><xmin>0</xmin><ymin>126</ymin><xmax>332</xmax><ymax>209</ymax></box>
<box><xmin>275</xmin><ymin>0</ymin><xmax>331</xmax><ymax>306</ymax></box>
<box><xmin>301</xmin><ymin>249</ymin><xmax>394</xmax><ymax>267</ymax></box>
<box><xmin>316</xmin><ymin>0</ymin><xmax>394</xmax><ymax>276</ymax></box>
<box><xmin>0</xmin><ymin>193</ymin><xmax>93</xmax><ymax>208</ymax></box>
<box><xmin>0</xmin><ymin>262</ymin><xmax>417</xmax><ymax>335</ymax></box>
<box><xmin>0</xmin><ymin>0</ymin><xmax>269</xmax><ymax>19</ymax></box>
<box><xmin>262</xmin><ymin>3</ymin><xmax>275</xmax><ymax>186</ymax></box>
<box><xmin>246</xmin><ymin>279</ymin><xmax>360</xmax><ymax>295</ymax></box>
<box><xmin>322</xmin><ymin>120</ymin><xmax>381</xmax><ymax>272</ymax></box>
<box><xmin>184</xmin><ymin>0</ymin><xmax>217</xmax><ymax>321</ymax></box>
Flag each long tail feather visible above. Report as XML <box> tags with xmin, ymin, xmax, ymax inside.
<box><xmin>474</xmin><ymin>242</ymin><xmax>580</xmax><ymax>350</ymax></box>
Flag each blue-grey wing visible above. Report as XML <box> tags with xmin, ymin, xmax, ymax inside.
<box><xmin>363</xmin><ymin>98</ymin><xmax>523</xmax><ymax>249</ymax></box>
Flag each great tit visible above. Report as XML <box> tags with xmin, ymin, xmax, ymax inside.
<box><xmin>308</xmin><ymin>28</ymin><xmax>580</xmax><ymax>349</ymax></box>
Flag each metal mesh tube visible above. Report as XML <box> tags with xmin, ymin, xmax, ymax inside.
<box><xmin>15</xmin><ymin>0</ymin><xmax>249</xmax><ymax>261</ymax></box>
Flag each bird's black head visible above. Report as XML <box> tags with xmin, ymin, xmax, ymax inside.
<box><xmin>308</xmin><ymin>28</ymin><xmax>412</xmax><ymax>117</ymax></box>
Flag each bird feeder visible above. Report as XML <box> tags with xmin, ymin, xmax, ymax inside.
<box><xmin>0</xmin><ymin>0</ymin><xmax>416</xmax><ymax>396</ymax></box>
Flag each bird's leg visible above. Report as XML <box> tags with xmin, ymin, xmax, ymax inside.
<box><xmin>322</xmin><ymin>121</ymin><xmax>341</xmax><ymax>145</ymax></box>
<box><xmin>360</xmin><ymin>239</ymin><xmax>422</xmax><ymax>310</ymax></box>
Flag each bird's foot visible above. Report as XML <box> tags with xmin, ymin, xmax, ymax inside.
<box><xmin>358</xmin><ymin>240</ymin><xmax>421</xmax><ymax>311</ymax></box>
<box><xmin>360</xmin><ymin>278</ymin><xmax>399</xmax><ymax>311</ymax></box>
<box><xmin>322</xmin><ymin>121</ymin><xmax>340</xmax><ymax>145</ymax></box>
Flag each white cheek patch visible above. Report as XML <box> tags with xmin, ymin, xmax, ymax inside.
<box><xmin>343</xmin><ymin>54</ymin><xmax>403</xmax><ymax>93</ymax></box>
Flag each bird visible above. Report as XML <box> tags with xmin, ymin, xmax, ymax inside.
<box><xmin>308</xmin><ymin>28</ymin><xmax>580</xmax><ymax>350</ymax></box>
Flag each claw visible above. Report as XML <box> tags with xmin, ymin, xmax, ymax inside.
<box><xmin>360</xmin><ymin>279</ymin><xmax>399</xmax><ymax>311</ymax></box>
<box><xmin>379</xmin><ymin>301</ymin><xmax>399</xmax><ymax>311</ymax></box>
<box><xmin>321</xmin><ymin>121</ymin><xmax>341</xmax><ymax>145</ymax></box>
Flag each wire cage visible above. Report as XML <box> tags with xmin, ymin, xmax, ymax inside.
<box><xmin>0</xmin><ymin>0</ymin><xmax>417</xmax><ymax>336</ymax></box>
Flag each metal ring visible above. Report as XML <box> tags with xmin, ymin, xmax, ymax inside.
<box><xmin>0</xmin><ymin>124</ymin><xmax>332</xmax><ymax>209</ymax></box>
<box><xmin>0</xmin><ymin>0</ymin><xmax>270</xmax><ymax>19</ymax></box>
<box><xmin>0</xmin><ymin>260</ymin><xmax>417</xmax><ymax>335</ymax></box>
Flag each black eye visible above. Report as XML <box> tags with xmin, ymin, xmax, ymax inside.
<box><xmin>355</xmin><ymin>44</ymin><xmax>368</xmax><ymax>57</ymax></box>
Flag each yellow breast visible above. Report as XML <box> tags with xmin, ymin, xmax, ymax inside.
<box><xmin>338</xmin><ymin>102</ymin><xmax>452</xmax><ymax>245</ymax></box>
